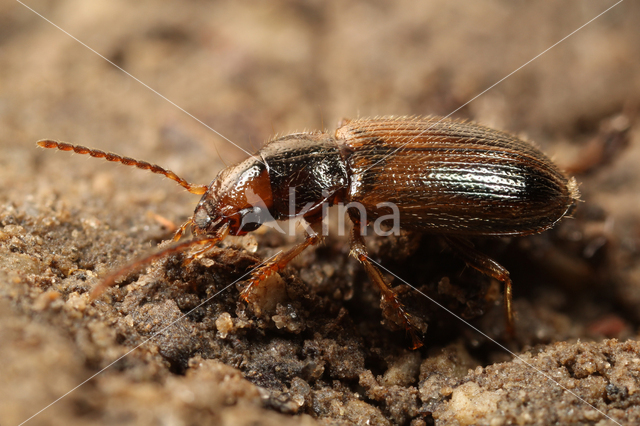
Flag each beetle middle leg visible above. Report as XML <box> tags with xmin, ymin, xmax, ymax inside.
<box><xmin>349</xmin><ymin>213</ymin><xmax>425</xmax><ymax>349</ymax></box>
<box><xmin>442</xmin><ymin>236</ymin><xmax>514</xmax><ymax>338</ymax></box>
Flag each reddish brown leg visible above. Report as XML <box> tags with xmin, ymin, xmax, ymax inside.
<box><xmin>180</xmin><ymin>223</ymin><xmax>230</xmax><ymax>265</ymax></box>
<box><xmin>172</xmin><ymin>217</ymin><xmax>193</xmax><ymax>242</ymax></box>
<box><xmin>182</xmin><ymin>239</ymin><xmax>219</xmax><ymax>265</ymax></box>
<box><xmin>90</xmin><ymin>233</ymin><xmax>228</xmax><ymax>300</ymax></box>
<box><xmin>349</xmin><ymin>213</ymin><xmax>424</xmax><ymax>349</ymax></box>
<box><xmin>442</xmin><ymin>236</ymin><xmax>514</xmax><ymax>337</ymax></box>
<box><xmin>240</xmin><ymin>229</ymin><xmax>321</xmax><ymax>302</ymax></box>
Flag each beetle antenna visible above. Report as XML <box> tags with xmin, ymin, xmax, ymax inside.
<box><xmin>37</xmin><ymin>140</ymin><xmax>208</xmax><ymax>195</ymax></box>
<box><xmin>90</xmin><ymin>229</ymin><xmax>229</xmax><ymax>300</ymax></box>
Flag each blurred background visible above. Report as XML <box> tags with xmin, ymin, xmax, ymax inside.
<box><xmin>2</xmin><ymin>1</ymin><xmax>637</xmax><ymax>218</ymax></box>
<box><xmin>1</xmin><ymin>1</ymin><xmax>639</xmax><ymax>424</ymax></box>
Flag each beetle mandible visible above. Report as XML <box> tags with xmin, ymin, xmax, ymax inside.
<box><xmin>38</xmin><ymin>116</ymin><xmax>579</xmax><ymax>348</ymax></box>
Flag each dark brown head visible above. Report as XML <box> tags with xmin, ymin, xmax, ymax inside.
<box><xmin>192</xmin><ymin>156</ymin><xmax>274</xmax><ymax>237</ymax></box>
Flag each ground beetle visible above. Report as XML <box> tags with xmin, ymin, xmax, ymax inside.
<box><xmin>38</xmin><ymin>116</ymin><xmax>579</xmax><ymax>348</ymax></box>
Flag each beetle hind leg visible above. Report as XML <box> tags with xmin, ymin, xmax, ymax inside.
<box><xmin>349</xmin><ymin>215</ymin><xmax>425</xmax><ymax>349</ymax></box>
<box><xmin>442</xmin><ymin>236</ymin><xmax>514</xmax><ymax>338</ymax></box>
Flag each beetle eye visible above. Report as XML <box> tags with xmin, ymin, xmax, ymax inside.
<box><xmin>239</xmin><ymin>206</ymin><xmax>265</xmax><ymax>233</ymax></box>
<box><xmin>194</xmin><ymin>207</ymin><xmax>211</xmax><ymax>230</ymax></box>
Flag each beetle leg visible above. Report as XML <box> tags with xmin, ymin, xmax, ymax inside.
<box><xmin>180</xmin><ymin>222</ymin><xmax>230</xmax><ymax>266</ymax></box>
<box><xmin>90</xmin><ymin>235</ymin><xmax>228</xmax><ymax>300</ymax></box>
<box><xmin>442</xmin><ymin>236</ymin><xmax>514</xmax><ymax>338</ymax></box>
<box><xmin>182</xmin><ymin>239</ymin><xmax>218</xmax><ymax>265</ymax></box>
<box><xmin>240</xmin><ymin>229</ymin><xmax>322</xmax><ymax>302</ymax></box>
<box><xmin>172</xmin><ymin>217</ymin><xmax>193</xmax><ymax>242</ymax></box>
<box><xmin>349</xmin><ymin>214</ymin><xmax>424</xmax><ymax>349</ymax></box>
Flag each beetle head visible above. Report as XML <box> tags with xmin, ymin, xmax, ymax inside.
<box><xmin>192</xmin><ymin>156</ymin><xmax>274</xmax><ymax>237</ymax></box>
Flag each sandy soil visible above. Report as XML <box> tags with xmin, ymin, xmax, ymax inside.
<box><xmin>1</xmin><ymin>1</ymin><xmax>640</xmax><ymax>425</ymax></box>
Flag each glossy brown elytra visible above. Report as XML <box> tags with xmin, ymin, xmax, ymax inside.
<box><xmin>37</xmin><ymin>116</ymin><xmax>579</xmax><ymax>349</ymax></box>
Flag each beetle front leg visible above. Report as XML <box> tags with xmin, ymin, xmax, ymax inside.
<box><xmin>349</xmin><ymin>213</ymin><xmax>425</xmax><ymax>349</ymax></box>
<box><xmin>442</xmin><ymin>236</ymin><xmax>514</xmax><ymax>338</ymax></box>
<box><xmin>240</xmin><ymin>229</ymin><xmax>322</xmax><ymax>303</ymax></box>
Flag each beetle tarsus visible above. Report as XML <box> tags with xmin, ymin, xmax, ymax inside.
<box><xmin>173</xmin><ymin>218</ymin><xmax>193</xmax><ymax>242</ymax></box>
<box><xmin>182</xmin><ymin>240</ymin><xmax>218</xmax><ymax>266</ymax></box>
<box><xmin>240</xmin><ymin>231</ymin><xmax>322</xmax><ymax>303</ymax></box>
<box><xmin>503</xmin><ymin>276</ymin><xmax>515</xmax><ymax>338</ymax></box>
<box><xmin>350</xmin><ymin>214</ymin><xmax>425</xmax><ymax>349</ymax></box>
<box><xmin>381</xmin><ymin>293</ymin><xmax>425</xmax><ymax>349</ymax></box>
<box><xmin>443</xmin><ymin>236</ymin><xmax>515</xmax><ymax>338</ymax></box>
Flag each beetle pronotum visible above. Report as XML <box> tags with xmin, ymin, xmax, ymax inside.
<box><xmin>38</xmin><ymin>116</ymin><xmax>579</xmax><ymax>348</ymax></box>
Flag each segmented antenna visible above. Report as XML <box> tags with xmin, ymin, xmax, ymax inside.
<box><xmin>37</xmin><ymin>140</ymin><xmax>208</xmax><ymax>195</ymax></box>
<box><xmin>90</xmin><ymin>226</ymin><xmax>230</xmax><ymax>300</ymax></box>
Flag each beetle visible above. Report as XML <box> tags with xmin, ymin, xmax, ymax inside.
<box><xmin>37</xmin><ymin>116</ymin><xmax>579</xmax><ymax>348</ymax></box>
